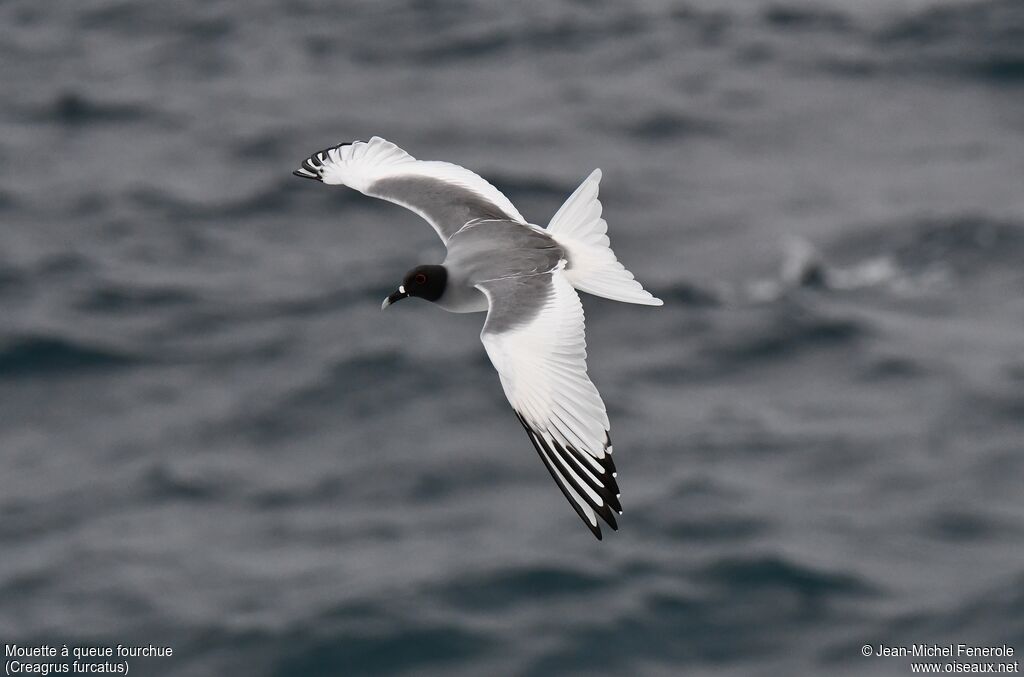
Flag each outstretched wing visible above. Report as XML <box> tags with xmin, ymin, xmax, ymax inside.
<box><xmin>293</xmin><ymin>136</ymin><xmax>526</xmax><ymax>243</ymax></box>
<box><xmin>477</xmin><ymin>268</ymin><xmax>621</xmax><ymax>539</ymax></box>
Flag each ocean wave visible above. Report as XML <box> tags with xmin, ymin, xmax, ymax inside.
<box><xmin>522</xmin><ymin>554</ymin><xmax>872</xmax><ymax>676</ymax></box>
<box><xmin>658</xmin><ymin>280</ymin><xmax>721</xmax><ymax>307</ymax></box>
<box><xmin>830</xmin><ymin>214</ymin><xmax>1024</xmax><ymax>279</ymax></box>
<box><xmin>621</xmin><ymin>110</ymin><xmax>720</xmax><ymax>141</ymax></box>
<box><xmin>271</xmin><ymin>620</ymin><xmax>495</xmax><ymax>677</ymax></box>
<box><xmin>0</xmin><ymin>262</ymin><xmax>21</xmax><ymax>295</ymax></box>
<box><xmin>631</xmin><ymin>476</ymin><xmax>770</xmax><ymax>541</ymax></box>
<box><xmin>214</xmin><ymin>350</ymin><xmax>467</xmax><ymax>443</ymax></box>
<box><xmin>633</xmin><ymin>300</ymin><xmax>869</xmax><ymax>384</ymax></box>
<box><xmin>73</xmin><ymin>283</ymin><xmax>199</xmax><ymax>313</ymax></box>
<box><xmin>694</xmin><ymin>554</ymin><xmax>877</xmax><ymax>599</ymax></box>
<box><xmin>426</xmin><ymin>564</ymin><xmax>607</xmax><ymax>612</ymax></box>
<box><xmin>143</xmin><ymin>462</ymin><xmax>226</xmax><ymax>502</ymax></box>
<box><xmin>759</xmin><ymin>0</ymin><xmax>1024</xmax><ymax>82</ymax></box>
<box><xmin>124</xmin><ymin>180</ymin><xmax>302</xmax><ymax>221</ymax></box>
<box><xmin>481</xmin><ymin>172</ymin><xmax>576</xmax><ymax>200</ymax></box>
<box><xmin>522</xmin><ymin>589</ymin><xmax>763</xmax><ymax>674</ymax></box>
<box><xmin>701</xmin><ymin>303</ymin><xmax>869</xmax><ymax>369</ymax></box>
<box><xmin>761</xmin><ymin>4</ymin><xmax>853</xmax><ymax>34</ymax></box>
<box><xmin>44</xmin><ymin>91</ymin><xmax>154</xmax><ymax>126</ymax></box>
<box><xmin>809</xmin><ymin>0</ymin><xmax>1024</xmax><ymax>82</ymax></box>
<box><xmin>343</xmin><ymin>8</ymin><xmax>656</xmax><ymax>65</ymax></box>
<box><xmin>754</xmin><ymin>214</ymin><xmax>1024</xmax><ymax>304</ymax></box>
<box><xmin>0</xmin><ymin>334</ymin><xmax>139</xmax><ymax>377</ymax></box>
<box><xmin>653</xmin><ymin>513</ymin><xmax>767</xmax><ymax>542</ymax></box>
<box><xmin>856</xmin><ymin>353</ymin><xmax>927</xmax><ymax>381</ymax></box>
<box><xmin>956</xmin><ymin>382</ymin><xmax>1024</xmax><ymax>425</ymax></box>
<box><xmin>826</xmin><ymin>571</ymin><xmax>1024</xmax><ymax>665</ymax></box>
<box><xmin>923</xmin><ymin>508</ymin><xmax>1022</xmax><ymax>543</ymax></box>
<box><xmin>876</xmin><ymin>0</ymin><xmax>1024</xmax><ymax>82</ymax></box>
<box><xmin>0</xmin><ymin>189</ymin><xmax>16</xmax><ymax>212</ymax></box>
<box><xmin>77</xmin><ymin>2</ymin><xmax>233</xmax><ymax>41</ymax></box>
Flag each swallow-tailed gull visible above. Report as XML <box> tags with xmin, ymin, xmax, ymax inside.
<box><xmin>294</xmin><ymin>137</ymin><xmax>662</xmax><ymax>539</ymax></box>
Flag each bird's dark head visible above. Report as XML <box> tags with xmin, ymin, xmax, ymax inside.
<box><xmin>382</xmin><ymin>264</ymin><xmax>448</xmax><ymax>309</ymax></box>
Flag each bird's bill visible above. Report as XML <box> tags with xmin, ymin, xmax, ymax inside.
<box><xmin>381</xmin><ymin>285</ymin><xmax>409</xmax><ymax>310</ymax></box>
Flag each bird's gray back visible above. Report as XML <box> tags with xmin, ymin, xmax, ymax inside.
<box><xmin>444</xmin><ymin>219</ymin><xmax>564</xmax><ymax>285</ymax></box>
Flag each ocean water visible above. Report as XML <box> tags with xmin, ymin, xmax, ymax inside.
<box><xmin>1</xmin><ymin>1</ymin><xmax>1023</xmax><ymax>675</ymax></box>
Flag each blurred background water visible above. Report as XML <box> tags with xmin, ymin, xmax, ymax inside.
<box><xmin>2</xmin><ymin>1</ymin><xmax>1023</xmax><ymax>675</ymax></box>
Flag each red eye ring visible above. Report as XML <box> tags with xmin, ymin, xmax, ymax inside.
<box><xmin>414</xmin><ymin>273</ymin><xmax>427</xmax><ymax>285</ymax></box>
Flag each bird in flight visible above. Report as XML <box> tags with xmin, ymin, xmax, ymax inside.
<box><xmin>294</xmin><ymin>137</ymin><xmax>662</xmax><ymax>539</ymax></box>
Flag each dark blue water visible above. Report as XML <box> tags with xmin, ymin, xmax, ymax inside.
<box><xmin>2</xmin><ymin>1</ymin><xmax>1023</xmax><ymax>675</ymax></box>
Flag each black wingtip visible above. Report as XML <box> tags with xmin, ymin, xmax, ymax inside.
<box><xmin>292</xmin><ymin>140</ymin><xmax>368</xmax><ymax>183</ymax></box>
<box><xmin>515</xmin><ymin>411</ymin><xmax>618</xmax><ymax>541</ymax></box>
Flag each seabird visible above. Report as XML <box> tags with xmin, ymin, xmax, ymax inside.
<box><xmin>294</xmin><ymin>137</ymin><xmax>662</xmax><ymax>539</ymax></box>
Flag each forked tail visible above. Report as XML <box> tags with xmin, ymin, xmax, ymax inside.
<box><xmin>547</xmin><ymin>169</ymin><xmax>663</xmax><ymax>306</ymax></box>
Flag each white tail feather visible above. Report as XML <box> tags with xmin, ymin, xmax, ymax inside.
<box><xmin>547</xmin><ymin>169</ymin><xmax>663</xmax><ymax>306</ymax></box>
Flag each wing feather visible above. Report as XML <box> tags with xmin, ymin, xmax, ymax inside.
<box><xmin>479</xmin><ymin>269</ymin><xmax>620</xmax><ymax>538</ymax></box>
<box><xmin>294</xmin><ymin>137</ymin><xmax>525</xmax><ymax>242</ymax></box>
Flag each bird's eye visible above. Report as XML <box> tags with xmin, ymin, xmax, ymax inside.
<box><xmin>414</xmin><ymin>273</ymin><xmax>427</xmax><ymax>285</ymax></box>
